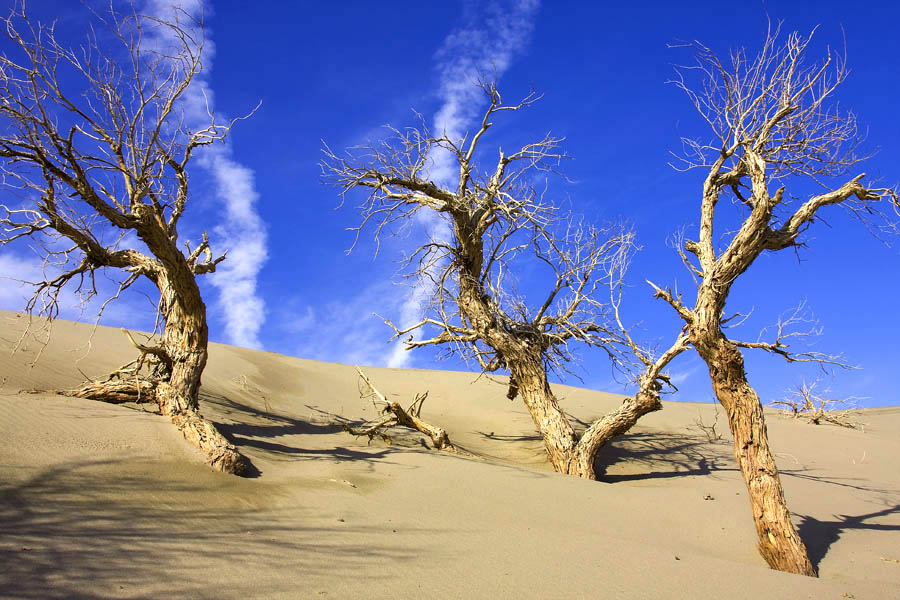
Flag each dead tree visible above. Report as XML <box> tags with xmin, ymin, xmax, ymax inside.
<box><xmin>0</xmin><ymin>3</ymin><xmax>248</xmax><ymax>474</ymax></box>
<box><xmin>344</xmin><ymin>367</ymin><xmax>455</xmax><ymax>450</ymax></box>
<box><xmin>769</xmin><ymin>380</ymin><xmax>863</xmax><ymax>429</ymax></box>
<box><xmin>323</xmin><ymin>80</ymin><xmax>689</xmax><ymax>479</ymax></box>
<box><xmin>657</xmin><ymin>25</ymin><xmax>898</xmax><ymax>575</ymax></box>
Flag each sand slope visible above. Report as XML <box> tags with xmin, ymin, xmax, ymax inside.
<box><xmin>1</xmin><ymin>312</ymin><xmax>898</xmax><ymax>599</ymax></box>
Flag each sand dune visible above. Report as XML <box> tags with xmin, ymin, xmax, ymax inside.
<box><xmin>1</xmin><ymin>311</ymin><xmax>898</xmax><ymax>599</ymax></box>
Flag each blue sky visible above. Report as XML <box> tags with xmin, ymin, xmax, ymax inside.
<box><xmin>2</xmin><ymin>0</ymin><xmax>898</xmax><ymax>408</ymax></box>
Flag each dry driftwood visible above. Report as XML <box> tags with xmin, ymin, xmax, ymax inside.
<box><xmin>769</xmin><ymin>380</ymin><xmax>864</xmax><ymax>430</ymax></box>
<box><xmin>344</xmin><ymin>367</ymin><xmax>455</xmax><ymax>451</ymax></box>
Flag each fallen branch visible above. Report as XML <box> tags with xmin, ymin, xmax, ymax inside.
<box><xmin>344</xmin><ymin>367</ymin><xmax>455</xmax><ymax>450</ymax></box>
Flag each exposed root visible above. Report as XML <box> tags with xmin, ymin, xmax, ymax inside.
<box><xmin>30</xmin><ymin>328</ymin><xmax>171</xmax><ymax>404</ymax></box>
<box><xmin>171</xmin><ymin>412</ymin><xmax>248</xmax><ymax>475</ymax></box>
<box><xmin>25</xmin><ymin>367</ymin><xmax>159</xmax><ymax>405</ymax></box>
<box><xmin>345</xmin><ymin>367</ymin><xmax>456</xmax><ymax>451</ymax></box>
<box><xmin>25</xmin><ymin>327</ymin><xmax>251</xmax><ymax>475</ymax></box>
<box><xmin>51</xmin><ymin>378</ymin><xmax>158</xmax><ymax>405</ymax></box>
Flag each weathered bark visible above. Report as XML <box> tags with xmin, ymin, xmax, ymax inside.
<box><xmin>55</xmin><ymin>296</ymin><xmax>248</xmax><ymax>475</ymax></box>
<box><xmin>508</xmin><ymin>357</ymin><xmax>578</xmax><ymax>474</ymax></box>
<box><xmin>345</xmin><ymin>368</ymin><xmax>456</xmax><ymax>451</ymax></box>
<box><xmin>0</xmin><ymin>5</ymin><xmax>249</xmax><ymax>476</ymax></box>
<box><xmin>696</xmin><ymin>335</ymin><xmax>816</xmax><ymax>576</ymax></box>
<box><xmin>508</xmin><ymin>353</ymin><xmax>669</xmax><ymax>479</ymax></box>
<box><xmin>53</xmin><ymin>245</ymin><xmax>248</xmax><ymax>475</ymax></box>
<box><xmin>327</xmin><ymin>81</ymin><xmax>686</xmax><ymax>483</ymax></box>
<box><xmin>454</xmin><ymin>220</ymin><xmax>671</xmax><ymax>479</ymax></box>
<box><xmin>150</xmin><ymin>269</ymin><xmax>248</xmax><ymax>475</ymax></box>
<box><xmin>55</xmin><ymin>378</ymin><xmax>158</xmax><ymax>404</ymax></box>
<box><xmin>572</xmin><ymin>388</ymin><xmax>664</xmax><ymax>479</ymax></box>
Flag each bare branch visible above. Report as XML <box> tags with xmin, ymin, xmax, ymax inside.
<box><xmin>732</xmin><ymin>301</ymin><xmax>855</xmax><ymax>369</ymax></box>
<box><xmin>768</xmin><ymin>379</ymin><xmax>864</xmax><ymax>429</ymax></box>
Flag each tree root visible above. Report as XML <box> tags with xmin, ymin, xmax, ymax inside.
<box><xmin>345</xmin><ymin>367</ymin><xmax>456</xmax><ymax>451</ymax></box>
<box><xmin>171</xmin><ymin>412</ymin><xmax>248</xmax><ymax>475</ymax></box>
<box><xmin>33</xmin><ymin>372</ymin><xmax>249</xmax><ymax>476</ymax></box>
<box><xmin>51</xmin><ymin>378</ymin><xmax>158</xmax><ymax>405</ymax></box>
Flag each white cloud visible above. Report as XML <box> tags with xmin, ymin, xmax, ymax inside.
<box><xmin>282</xmin><ymin>279</ymin><xmax>413</xmax><ymax>367</ymax></box>
<box><xmin>386</xmin><ymin>0</ymin><xmax>541</xmax><ymax>368</ymax></box>
<box><xmin>0</xmin><ymin>251</ymin><xmax>44</xmax><ymax>309</ymax></box>
<box><xmin>143</xmin><ymin>0</ymin><xmax>268</xmax><ymax>349</ymax></box>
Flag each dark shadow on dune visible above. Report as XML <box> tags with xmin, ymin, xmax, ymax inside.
<box><xmin>796</xmin><ymin>504</ymin><xmax>900</xmax><ymax>569</ymax></box>
<box><xmin>592</xmin><ymin>432</ymin><xmax>734</xmax><ymax>483</ymax></box>
<box><xmin>200</xmin><ymin>393</ymin><xmax>351</xmax><ymax>438</ymax></box>
<box><xmin>0</xmin><ymin>459</ymin><xmax>425</xmax><ymax>599</ymax></box>
<box><xmin>779</xmin><ymin>469</ymin><xmax>899</xmax><ymax>495</ymax></box>
<box><xmin>218</xmin><ymin>415</ymin><xmax>341</xmax><ymax>440</ymax></box>
<box><xmin>196</xmin><ymin>392</ymin><xmax>470</xmax><ymax>472</ymax></box>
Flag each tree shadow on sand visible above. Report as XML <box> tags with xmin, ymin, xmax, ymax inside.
<box><xmin>0</xmin><ymin>459</ymin><xmax>426</xmax><ymax>599</ymax></box>
<box><xmin>591</xmin><ymin>431</ymin><xmax>735</xmax><ymax>482</ymax></box>
<box><xmin>796</xmin><ymin>504</ymin><xmax>900</xmax><ymax>569</ymax></box>
<box><xmin>199</xmin><ymin>394</ymin><xmax>468</xmax><ymax>474</ymax></box>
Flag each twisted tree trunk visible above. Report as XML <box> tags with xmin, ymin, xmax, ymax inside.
<box><xmin>454</xmin><ymin>230</ymin><xmax>670</xmax><ymax>480</ymax></box>
<box><xmin>55</xmin><ymin>213</ymin><xmax>249</xmax><ymax>474</ymax></box>
<box><xmin>697</xmin><ymin>336</ymin><xmax>816</xmax><ymax>576</ymax></box>
<box><xmin>508</xmin><ymin>356</ymin><xmax>579</xmax><ymax>474</ymax></box>
<box><xmin>154</xmin><ymin>279</ymin><xmax>247</xmax><ymax>475</ymax></box>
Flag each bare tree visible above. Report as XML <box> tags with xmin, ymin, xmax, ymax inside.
<box><xmin>656</xmin><ymin>25</ymin><xmax>898</xmax><ymax>575</ymax></box>
<box><xmin>0</xmin><ymin>2</ymin><xmax>249</xmax><ymax>474</ymax></box>
<box><xmin>323</xmin><ymin>80</ymin><xmax>690</xmax><ymax>479</ymax></box>
<box><xmin>769</xmin><ymin>379</ymin><xmax>863</xmax><ymax>429</ymax></box>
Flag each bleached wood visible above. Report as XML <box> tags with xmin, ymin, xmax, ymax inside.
<box><xmin>0</xmin><ymin>2</ymin><xmax>249</xmax><ymax>474</ymax></box>
<box><xmin>325</xmin><ymin>78</ymin><xmax>688</xmax><ymax>479</ymax></box>
<box><xmin>662</xmin><ymin>24</ymin><xmax>898</xmax><ymax>576</ymax></box>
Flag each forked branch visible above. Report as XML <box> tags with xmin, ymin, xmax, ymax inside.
<box><xmin>343</xmin><ymin>367</ymin><xmax>456</xmax><ymax>450</ymax></box>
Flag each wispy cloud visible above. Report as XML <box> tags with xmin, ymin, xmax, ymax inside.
<box><xmin>144</xmin><ymin>0</ymin><xmax>268</xmax><ymax>349</ymax></box>
<box><xmin>276</xmin><ymin>279</ymin><xmax>412</xmax><ymax>368</ymax></box>
<box><xmin>430</xmin><ymin>0</ymin><xmax>541</xmax><ymax>180</ymax></box>
<box><xmin>386</xmin><ymin>0</ymin><xmax>541</xmax><ymax>368</ymax></box>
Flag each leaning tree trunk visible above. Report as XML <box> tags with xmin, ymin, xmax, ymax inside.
<box><xmin>701</xmin><ymin>339</ymin><xmax>816</xmax><ymax>576</ymax></box>
<box><xmin>455</xmin><ymin>236</ymin><xmax>662</xmax><ymax>480</ymax></box>
<box><xmin>507</xmin><ymin>349</ymin><xmax>670</xmax><ymax>480</ymax></box>
<box><xmin>154</xmin><ymin>275</ymin><xmax>248</xmax><ymax>475</ymax></box>
<box><xmin>572</xmin><ymin>384</ymin><xmax>665</xmax><ymax>479</ymax></box>
<box><xmin>55</xmin><ymin>260</ymin><xmax>249</xmax><ymax>474</ymax></box>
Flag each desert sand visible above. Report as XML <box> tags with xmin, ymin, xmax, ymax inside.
<box><xmin>1</xmin><ymin>311</ymin><xmax>898</xmax><ymax>599</ymax></box>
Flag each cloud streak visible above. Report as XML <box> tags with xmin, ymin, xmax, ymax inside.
<box><xmin>385</xmin><ymin>0</ymin><xmax>541</xmax><ymax>368</ymax></box>
<box><xmin>144</xmin><ymin>0</ymin><xmax>268</xmax><ymax>349</ymax></box>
